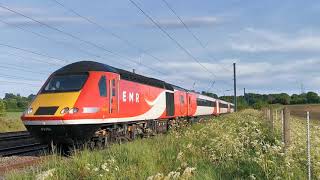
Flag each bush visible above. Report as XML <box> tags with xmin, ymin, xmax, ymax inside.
<box><xmin>0</xmin><ymin>100</ymin><xmax>5</xmax><ymax>116</ymax></box>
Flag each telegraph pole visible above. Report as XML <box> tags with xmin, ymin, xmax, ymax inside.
<box><xmin>233</xmin><ymin>63</ymin><xmax>237</xmax><ymax>112</ymax></box>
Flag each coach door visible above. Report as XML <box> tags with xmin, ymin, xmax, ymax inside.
<box><xmin>166</xmin><ymin>92</ymin><xmax>174</xmax><ymax>116</ymax></box>
<box><xmin>109</xmin><ymin>74</ymin><xmax>119</xmax><ymax>114</ymax></box>
<box><xmin>187</xmin><ymin>93</ymin><xmax>191</xmax><ymax>116</ymax></box>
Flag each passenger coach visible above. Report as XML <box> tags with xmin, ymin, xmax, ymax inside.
<box><xmin>21</xmin><ymin>61</ymin><xmax>234</xmax><ymax>146</ymax></box>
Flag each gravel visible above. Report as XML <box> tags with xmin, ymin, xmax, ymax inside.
<box><xmin>0</xmin><ymin>156</ymin><xmax>41</xmax><ymax>175</ymax></box>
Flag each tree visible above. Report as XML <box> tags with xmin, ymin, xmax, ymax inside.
<box><xmin>0</xmin><ymin>100</ymin><xmax>5</xmax><ymax>116</ymax></box>
<box><xmin>27</xmin><ymin>94</ymin><xmax>36</xmax><ymax>101</ymax></box>
<box><xmin>291</xmin><ymin>94</ymin><xmax>307</xmax><ymax>104</ymax></box>
<box><xmin>17</xmin><ymin>100</ymin><xmax>28</xmax><ymax>109</ymax></box>
<box><xmin>4</xmin><ymin>93</ymin><xmax>16</xmax><ymax>100</ymax></box>
<box><xmin>252</xmin><ymin>100</ymin><xmax>268</xmax><ymax>109</ymax></box>
<box><xmin>4</xmin><ymin>98</ymin><xmax>18</xmax><ymax>111</ymax></box>
<box><xmin>306</xmin><ymin>91</ymin><xmax>320</xmax><ymax>104</ymax></box>
<box><xmin>274</xmin><ymin>93</ymin><xmax>291</xmax><ymax>105</ymax></box>
<box><xmin>201</xmin><ymin>91</ymin><xmax>218</xmax><ymax>98</ymax></box>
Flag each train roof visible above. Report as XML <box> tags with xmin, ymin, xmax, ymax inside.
<box><xmin>53</xmin><ymin>61</ymin><xmax>173</xmax><ymax>90</ymax></box>
<box><xmin>54</xmin><ymin>61</ymin><xmax>118</xmax><ymax>74</ymax></box>
<box><xmin>54</xmin><ymin>61</ymin><xmax>233</xmax><ymax>105</ymax></box>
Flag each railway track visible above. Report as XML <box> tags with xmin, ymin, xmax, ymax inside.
<box><xmin>0</xmin><ymin>131</ymin><xmax>48</xmax><ymax>157</ymax></box>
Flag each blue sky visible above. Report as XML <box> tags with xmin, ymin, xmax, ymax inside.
<box><xmin>0</xmin><ymin>0</ymin><xmax>320</xmax><ymax>97</ymax></box>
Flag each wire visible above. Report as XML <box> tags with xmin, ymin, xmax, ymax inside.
<box><xmin>206</xmin><ymin>80</ymin><xmax>216</xmax><ymax>92</ymax></box>
<box><xmin>0</xmin><ymin>19</ymin><xmax>133</xmax><ymax>70</ymax></box>
<box><xmin>0</xmin><ymin>73</ymin><xmax>43</xmax><ymax>82</ymax></box>
<box><xmin>49</xmin><ymin>0</ymin><xmax>188</xmax><ymax>85</ymax></box>
<box><xmin>50</xmin><ymin>0</ymin><xmax>166</xmax><ymax>64</ymax></box>
<box><xmin>160</xmin><ymin>0</ymin><xmax>232</xmax><ymax>72</ymax></box>
<box><xmin>128</xmin><ymin>0</ymin><xmax>233</xmax><ymax>89</ymax></box>
<box><xmin>0</xmin><ymin>50</ymin><xmax>63</xmax><ymax>66</ymax></box>
<box><xmin>0</xmin><ymin>80</ymin><xmax>41</xmax><ymax>86</ymax></box>
<box><xmin>0</xmin><ymin>43</ymin><xmax>67</xmax><ymax>63</ymax></box>
<box><xmin>0</xmin><ymin>3</ymin><xmax>166</xmax><ymax>76</ymax></box>
<box><xmin>0</xmin><ymin>65</ymin><xmax>48</xmax><ymax>75</ymax></box>
<box><xmin>128</xmin><ymin>0</ymin><xmax>218</xmax><ymax>78</ymax></box>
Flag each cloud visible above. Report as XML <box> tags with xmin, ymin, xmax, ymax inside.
<box><xmin>135</xmin><ymin>56</ymin><xmax>320</xmax><ymax>95</ymax></box>
<box><xmin>3</xmin><ymin>17</ymin><xmax>84</xmax><ymax>26</ymax></box>
<box><xmin>0</xmin><ymin>6</ymin><xmax>43</xmax><ymax>17</ymax></box>
<box><xmin>139</xmin><ymin>16</ymin><xmax>221</xmax><ymax>29</ymax></box>
<box><xmin>0</xmin><ymin>5</ymin><xmax>84</xmax><ymax>27</ymax></box>
<box><xmin>230</xmin><ymin>28</ymin><xmax>320</xmax><ymax>52</ymax></box>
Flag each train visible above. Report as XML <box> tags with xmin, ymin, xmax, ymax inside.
<box><xmin>21</xmin><ymin>61</ymin><xmax>234</xmax><ymax>147</ymax></box>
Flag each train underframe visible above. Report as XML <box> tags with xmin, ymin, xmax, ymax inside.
<box><xmin>25</xmin><ymin>115</ymin><xmax>209</xmax><ymax>154</ymax></box>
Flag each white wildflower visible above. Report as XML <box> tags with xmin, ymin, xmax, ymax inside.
<box><xmin>181</xmin><ymin>167</ymin><xmax>196</xmax><ymax>178</ymax></box>
<box><xmin>177</xmin><ymin>151</ymin><xmax>184</xmax><ymax>161</ymax></box>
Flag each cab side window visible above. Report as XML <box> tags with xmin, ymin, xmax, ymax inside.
<box><xmin>98</xmin><ymin>76</ymin><xmax>107</xmax><ymax>97</ymax></box>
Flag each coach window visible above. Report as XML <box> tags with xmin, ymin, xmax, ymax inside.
<box><xmin>180</xmin><ymin>95</ymin><xmax>184</xmax><ymax>104</ymax></box>
<box><xmin>98</xmin><ymin>76</ymin><xmax>107</xmax><ymax>97</ymax></box>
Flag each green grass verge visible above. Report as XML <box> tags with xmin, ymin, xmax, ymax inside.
<box><xmin>6</xmin><ymin>110</ymin><xmax>320</xmax><ymax>179</ymax></box>
<box><xmin>0</xmin><ymin>112</ymin><xmax>26</xmax><ymax>132</ymax></box>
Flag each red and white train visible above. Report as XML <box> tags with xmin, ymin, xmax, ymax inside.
<box><xmin>21</xmin><ymin>61</ymin><xmax>234</xmax><ymax>146</ymax></box>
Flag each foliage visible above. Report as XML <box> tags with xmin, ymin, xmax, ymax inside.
<box><xmin>306</xmin><ymin>92</ymin><xmax>320</xmax><ymax>103</ymax></box>
<box><xmin>220</xmin><ymin>91</ymin><xmax>320</xmax><ymax>110</ymax></box>
<box><xmin>201</xmin><ymin>91</ymin><xmax>218</xmax><ymax>98</ymax></box>
<box><xmin>0</xmin><ymin>100</ymin><xmax>5</xmax><ymax>116</ymax></box>
<box><xmin>6</xmin><ymin>110</ymin><xmax>319</xmax><ymax>179</ymax></box>
<box><xmin>1</xmin><ymin>93</ymin><xmax>34</xmax><ymax>112</ymax></box>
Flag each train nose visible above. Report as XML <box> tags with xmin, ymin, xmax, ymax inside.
<box><xmin>22</xmin><ymin>92</ymin><xmax>81</xmax><ymax>119</ymax></box>
<box><xmin>33</xmin><ymin>106</ymin><xmax>59</xmax><ymax>115</ymax></box>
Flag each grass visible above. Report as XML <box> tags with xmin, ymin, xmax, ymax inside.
<box><xmin>6</xmin><ymin>109</ymin><xmax>320</xmax><ymax>179</ymax></box>
<box><xmin>0</xmin><ymin>112</ymin><xmax>26</xmax><ymax>132</ymax></box>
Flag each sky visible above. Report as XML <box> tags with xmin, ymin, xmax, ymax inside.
<box><xmin>0</xmin><ymin>0</ymin><xmax>320</xmax><ymax>98</ymax></box>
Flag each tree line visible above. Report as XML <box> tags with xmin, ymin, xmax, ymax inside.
<box><xmin>0</xmin><ymin>93</ymin><xmax>35</xmax><ymax>115</ymax></box>
<box><xmin>202</xmin><ymin>91</ymin><xmax>320</xmax><ymax>109</ymax></box>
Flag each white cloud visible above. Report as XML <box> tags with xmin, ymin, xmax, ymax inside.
<box><xmin>140</xmin><ymin>16</ymin><xmax>221</xmax><ymax>29</ymax></box>
<box><xmin>0</xmin><ymin>5</ymin><xmax>84</xmax><ymax>27</ymax></box>
<box><xmin>0</xmin><ymin>6</ymin><xmax>43</xmax><ymax>17</ymax></box>
<box><xmin>136</xmin><ymin>56</ymin><xmax>320</xmax><ymax>95</ymax></box>
<box><xmin>3</xmin><ymin>17</ymin><xmax>84</xmax><ymax>26</ymax></box>
<box><xmin>230</xmin><ymin>28</ymin><xmax>320</xmax><ymax>52</ymax></box>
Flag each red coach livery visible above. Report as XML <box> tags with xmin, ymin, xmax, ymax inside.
<box><xmin>21</xmin><ymin>61</ymin><xmax>234</xmax><ymax>146</ymax></box>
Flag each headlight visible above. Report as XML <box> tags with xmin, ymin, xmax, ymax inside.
<box><xmin>60</xmin><ymin>107</ymin><xmax>69</xmax><ymax>114</ymax></box>
<box><xmin>25</xmin><ymin>107</ymin><xmax>33</xmax><ymax>115</ymax></box>
<box><xmin>69</xmin><ymin>108</ymin><xmax>79</xmax><ymax>114</ymax></box>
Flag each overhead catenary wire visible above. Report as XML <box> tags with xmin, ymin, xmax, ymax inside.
<box><xmin>0</xmin><ymin>3</ymin><xmax>167</xmax><ymax>78</ymax></box>
<box><xmin>128</xmin><ymin>0</ymin><xmax>233</xmax><ymax>88</ymax></box>
<box><xmin>0</xmin><ymin>43</ymin><xmax>67</xmax><ymax>64</ymax></box>
<box><xmin>50</xmin><ymin>0</ymin><xmax>166</xmax><ymax>64</ymax></box>
<box><xmin>0</xmin><ymin>80</ymin><xmax>41</xmax><ymax>86</ymax></box>
<box><xmin>0</xmin><ymin>73</ymin><xmax>43</xmax><ymax>82</ymax></box>
<box><xmin>128</xmin><ymin>0</ymin><xmax>216</xmax><ymax>77</ymax></box>
<box><xmin>0</xmin><ymin>65</ymin><xmax>48</xmax><ymax>75</ymax></box>
<box><xmin>0</xmin><ymin>19</ymin><xmax>133</xmax><ymax>71</ymax></box>
<box><xmin>47</xmin><ymin>0</ymin><xmax>188</xmax><ymax>85</ymax></box>
<box><xmin>160</xmin><ymin>0</ymin><xmax>232</xmax><ymax>72</ymax></box>
<box><xmin>0</xmin><ymin>49</ymin><xmax>63</xmax><ymax>67</ymax></box>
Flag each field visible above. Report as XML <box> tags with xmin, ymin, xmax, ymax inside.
<box><xmin>287</xmin><ymin>104</ymin><xmax>320</xmax><ymax>120</ymax></box>
<box><xmin>0</xmin><ymin>112</ymin><xmax>26</xmax><ymax>132</ymax></box>
<box><xmin>6</xmin><ymin>109</ymin><xmax>320</xmax><ymax>179</ymax></box>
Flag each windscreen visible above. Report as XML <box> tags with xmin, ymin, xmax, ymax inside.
<box><xmin>41</xmin><ymin>73</ymin><xmax>88</xmax><ymax>93</ymax></box>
